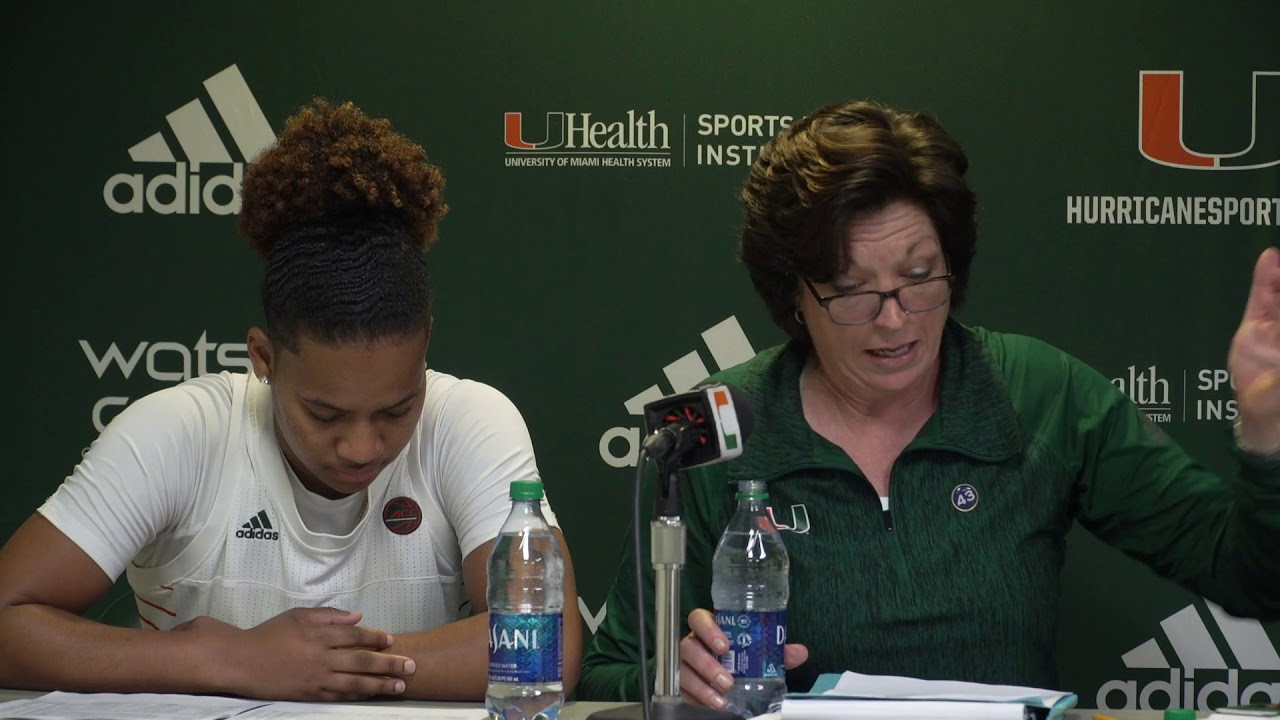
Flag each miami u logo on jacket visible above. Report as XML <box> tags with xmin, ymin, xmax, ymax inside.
<box><xmin>766</xmin><ymin>504</ymin><xmax>811</xmax><ymax>534</ymax></box>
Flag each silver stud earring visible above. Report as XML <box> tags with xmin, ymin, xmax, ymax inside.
<box><xmin>258</xmin><ymin>375</ymin><xmax>271</xmax><ymax>385</ymax></box>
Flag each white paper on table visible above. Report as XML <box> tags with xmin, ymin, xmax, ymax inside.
<box><xmin>0</xmin><ymin>691</ymin><xmax>265</xmax><ymax>720</ymax></box>
<box><xmin>823</xmin><ymin>670</ymin><xmax>1072</xmax><ymax>706</ymax></box>
<box><xmin>780</xmin><ymin>697</ymin><xmax>1027</xmax><ymax>719</ymax></box>
<box><xmin>234</xmin><ymin>703</ymin><xmax>489</xmax><ymax>719</ymax></box>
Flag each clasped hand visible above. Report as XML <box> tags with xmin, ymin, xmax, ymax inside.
<box><xmin>173</xmin><ymin>607</ymin><xmax>416</xmax><ymax>701</ymax></box>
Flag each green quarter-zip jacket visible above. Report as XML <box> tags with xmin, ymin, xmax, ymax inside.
<box><xmin>579</xmin><ymin>320</ymin><xmax>1280</xmax><ymax>701</ymax></box>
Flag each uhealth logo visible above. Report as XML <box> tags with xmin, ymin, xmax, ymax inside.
<box><xmin>1139</xmin><ymin>70</ymin><xmax>1280</xmax><ymax>170</ymax></box>
<box><xmin>504</xmin><ymin>110</ymin><xmax>674</xmax><ymax>167</ymax></box>
<box><xmin>1112</xmin><ymin>365</ymin><xmax>1172</xmax><ymax>423</ymax></box>
<box><xmin>505</xmin><ymin>111</ymin><xmax>670</xmax><ymax>151</ymax></box>
<box><xmin>103</xmin><ymin>65</ymin><xmax>275</xmax><ymax>214</ymax></box>
<box><xmin>1097</xmin><ymin>601</ymin><xmax>1280</xmax><ymax>711</ymax></box>
<box><xmin>599</xmin><ymin>316</ymin><xmax>756</xmax><ymax>468</ymax></box>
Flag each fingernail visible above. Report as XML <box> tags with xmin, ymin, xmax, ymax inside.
<box><xmin>716</xmin><ymin>673</ymin><xmax>733</xmax><ymax>690</ymax></box>
<box><xmin>716</xmin><ymin>639</ymin><xmax>730</xmax><ymax>653</ymax></box>
<box><xmin>404</xmin><ymin>659</ymin><xmax>416</xmax><ymax>674</ymax></box>
<box><xmin>385</xmin><ymin>634</ymin><xmax>394</xmax><ymax>646</ymax></box>
<box><xmin>711</xmin><ymin>694</ymin><xmax>728</xmax><ymax>709</ymax></box>
<box><xmin>393</xmin><ymin>680</ymin><xmax>405</xmax><ymax>694</ymax></box>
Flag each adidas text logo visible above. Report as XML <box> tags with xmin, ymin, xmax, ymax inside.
<box><xmin>1096</xmin><ymin>600</ymin><xmax>1280</xmax><ymax>711</ymax></box>
<box><xmin>103</xmin><ymin>65</ymin><xmax>274</xmax><ymax>215</ymax></box>
<box><xmin>235</xmin><ymin>509</ymin><xmax>279</xmax><ymax>541</ymax></box>
<box><xmin>599</xmin><ymin>316</ymin><xmax>755</xmax><ymax>468</ymax></box>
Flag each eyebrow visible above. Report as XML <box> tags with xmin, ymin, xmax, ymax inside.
<box><xmin>303</xmin><ymin>391</ymin><xmax>419</xmax><ymax>414</ymax></box>
<box><xmin>845</xmin><ymin>239</ymin><xmax>936</xmax><ymax>268</ymax></box>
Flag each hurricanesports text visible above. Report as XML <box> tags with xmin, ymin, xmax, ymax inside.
<box><xmin>1066</xmin><ymin>195</ymin><xmax>1280</xmax><ymax>226</ymax></box>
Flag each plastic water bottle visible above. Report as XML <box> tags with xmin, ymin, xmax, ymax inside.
<box><xmin>486</xmin><ymin>479</ymin><xmax>564</xmax><ymax>720</ymax></box>
<box><xmin>711</xmin><ymin>479</ymin><xmax>789</xmax><ymax>718</ymax></box>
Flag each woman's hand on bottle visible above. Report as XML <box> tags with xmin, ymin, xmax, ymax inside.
<box><xmin>679</xmin><ymin>608</ymin><xmax>809</xmax><ymax>710</ymax></box>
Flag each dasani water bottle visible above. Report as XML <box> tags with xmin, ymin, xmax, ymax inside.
<box><xmin>486</xmin><ymin>479</ymin><xmax>564</xmax><ymax>720</ymax></box>
<box><xmin>711</xmin><ymin>479</ymin><xmax>789</xmax><ymax>718</ymax></box>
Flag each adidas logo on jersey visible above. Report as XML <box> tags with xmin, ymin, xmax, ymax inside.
<box><xmin>235</xmin><ymin>509</ymin><xmax>279</xmax><ymax>540</ymax></box>
<box><xmin>103</xmin><ymin>64</ymin><xmax>275</xmax><ymax>215</ymax></box>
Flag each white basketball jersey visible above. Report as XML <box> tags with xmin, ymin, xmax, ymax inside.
<box><xmin>127</xmin><ymin>375</ymin><xmax>467</xmax><ymax>633</ymax></box>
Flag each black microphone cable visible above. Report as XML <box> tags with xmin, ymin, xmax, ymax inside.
<box><xmin>631</xmin><ymin>446</ymin><xmax>652</xmax><ymax>720</ymax></box>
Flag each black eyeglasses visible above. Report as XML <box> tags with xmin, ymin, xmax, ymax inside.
<box><xmin>802</xmin><ymin>274</ymin><xmax>953</xmax><ymax>325</ymax></box>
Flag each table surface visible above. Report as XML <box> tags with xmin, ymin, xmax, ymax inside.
<box><xmin>0</xmin><ymin>689</ymin><xmax>1211</xmax><ymax>718</ymax></box>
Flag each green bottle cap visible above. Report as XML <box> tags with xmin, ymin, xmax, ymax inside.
<box><xmin>509</xmin><ymin>479</ymin><xmax>544</xmax><ymax>500</ymax></box>
<box><xmin>1163</xmin><ymin>709</ymin><xmax>1196</xmax><ymax>720</ymax></box>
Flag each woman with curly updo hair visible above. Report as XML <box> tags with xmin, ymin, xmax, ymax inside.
<box><xmin>0</xmin><ymin>99</ymin><xmax>581</xmax><ymax>702</ymax></box>
<box><xmin>581</xmin><ymin>100</ymin><xmax>1280</xmax><ymax>712</ymax></box>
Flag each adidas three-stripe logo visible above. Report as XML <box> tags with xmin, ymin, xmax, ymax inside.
<box><xmin>1122</xmin><ymin>601</ymin><xmax>1280</xmax><ymax>670</ymax></box>
<box><xmin>103</xmin><ymin>64</ymin><xmax>275</xmax><ymax>215</ymax></box>
<box><xmin>621</xmin><ymin>316</ymin><xmax>756</xmax><ymax>415</ymax></box>
<box><xmin>1098</xmin><ymin>600</ymin><xmax>1280</xmax><ymax>710</ymax></box>
<box><xmin>127</xmin><ymin>65</ymin><xmax>273</xmax><ymax>167</ymax></box>
<box><xmin>235</xmin><ymin>509</ymin><xmax>279</xmax><ymax>540</ymax></box>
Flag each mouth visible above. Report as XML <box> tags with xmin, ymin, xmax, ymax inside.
<box><xmin>333</xmin><ymin>465</ymin><xmax>382</xmax><ymax>486</ymax></box>
<box><xmin>866</xmin><ymin>341</ymin><xmax>916</xmax><ymax>359</ymax></box>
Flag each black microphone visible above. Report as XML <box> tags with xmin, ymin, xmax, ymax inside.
<box><xmin>601</xmin><ymin>381</ymin><xmax>757</xmax><ymax>720</ymax></box>
<box><xmin>640</xmin><ymin>382</ymin><xmax>754</xmax><ymax>471</ymax></box>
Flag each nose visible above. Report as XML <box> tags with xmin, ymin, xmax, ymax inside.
<box><xmin>336</xmin><ymin>422</ymin><xmax>383</xmax><ymax>465</ymax></box>
<box><xmin>874</xmin><ymin>293</ymin><xmax>908</xmax><ymax>329</ymax></box>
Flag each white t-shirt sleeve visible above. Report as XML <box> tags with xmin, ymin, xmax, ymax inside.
<box><xmin>37</xmin><ymin>378</ymin><xmax>225</xmax><ymax>580</ymax></box>
<box><xmin>426</xmin><ymin>379</ymin><xmax>556</xmax><ymax>561</ymax></box>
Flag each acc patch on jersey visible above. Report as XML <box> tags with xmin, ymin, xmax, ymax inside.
<box><xmin>383</xmin><ymin>496</ymin><xmax>423</xmax><ymax>535</ymax></box>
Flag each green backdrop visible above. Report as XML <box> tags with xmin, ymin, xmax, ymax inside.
<box><xmin>5</xmin><ymin>1</ymin><xmax>1279</xmax><ymax>711</ymax></box>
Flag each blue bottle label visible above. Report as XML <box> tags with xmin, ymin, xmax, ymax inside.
<box><xmin>715</xmin><ymin>609</ymin><xmax>786</xmax><ymax>679</ymax></box>
<box><xmin>488</xmin><ymin>612</ymin><xmax>562</xmax><ymax>684</ymax></box>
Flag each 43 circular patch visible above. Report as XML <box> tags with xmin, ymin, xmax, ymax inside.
<box><xmin>951</xmin><ymin>484</ymin><xmax>979</xmax><ymax>512</ymax></box>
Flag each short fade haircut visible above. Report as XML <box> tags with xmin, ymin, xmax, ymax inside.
<box><xmin>738</xmin><ymin>100</ymin><xmax>977</xmax><ymax>343</ymax></box>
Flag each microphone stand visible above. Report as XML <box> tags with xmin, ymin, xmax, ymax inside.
<box><xmin>588</xmin><ymin>464</ymin><xmax>740</xmax><ymax>720</ymax></box>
